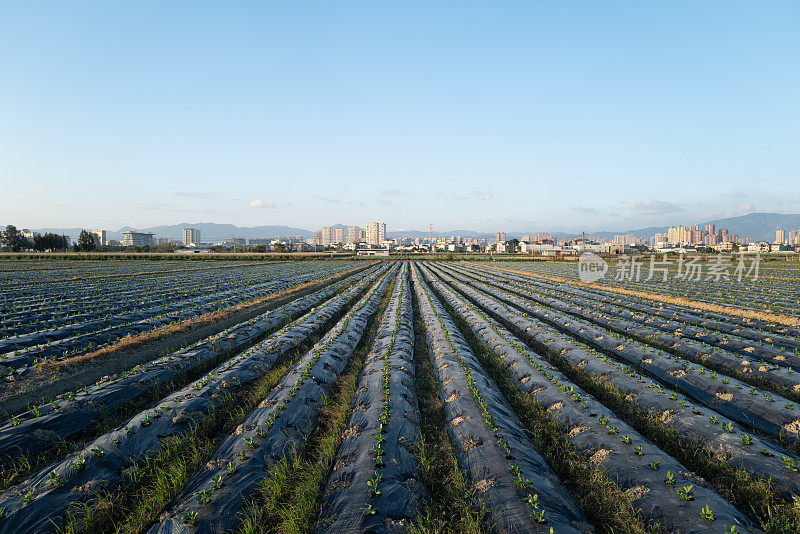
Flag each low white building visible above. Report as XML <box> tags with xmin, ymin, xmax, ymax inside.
<box><xmin>356</xmin><ymin>248</ymin><xmax>390</xmax><ymax>257</ymax></box>
<box><xmin>122</xmin><ymin>231</ymin><xmax>154</xmax><ymax>247</ymax></box>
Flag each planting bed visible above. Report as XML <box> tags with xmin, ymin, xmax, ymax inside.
<box><xmin>1</xmin><ymin>257</ymin><xmax>798</xmax><ymax>533</ymax></box>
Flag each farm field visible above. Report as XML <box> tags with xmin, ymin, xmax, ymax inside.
<box><xmin>496</xmin><ymin>258</ymin><xmax>800</xmax><ymax>317</ymax></box>
<box><xmin>1</xmin><ymin>259</ymin><xmax>800</xmax><ymax>533</ymax></box>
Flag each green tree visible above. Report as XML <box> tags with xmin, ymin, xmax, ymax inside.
<box><xmin>506</xmin><ymin>238</ymin><xmax>519</xmax><ymax>253</ymax></box>
<box><xmin>77</xmin><ymin>230</ymin><xmax>96</xmax><ymax>252</ymax></box>
<box><xmin>34</xmin><ymin>233</ymin><xmax>66</xmax><ymax>251</ymax></box>
<box><xmin>2</xmin><ymin>225</ymin><xmax>30</xmax><ymax>251</ymax></box>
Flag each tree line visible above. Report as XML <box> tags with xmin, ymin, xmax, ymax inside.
<box><xmin>1</xmin><ymin>225</ymin><xmax>71</xmax><ymax>252</ymax></box>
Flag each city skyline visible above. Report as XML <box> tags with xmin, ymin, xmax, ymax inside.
<box><xmin>2</xmin><ymin>2</ymin><xmax>799</xmax><ymax>232</ymax></box>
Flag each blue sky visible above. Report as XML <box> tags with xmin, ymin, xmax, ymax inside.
<box><xmin>1</xmin><ymin>1</ymin><xmax>798</xmax><ymax>233</ymax></box>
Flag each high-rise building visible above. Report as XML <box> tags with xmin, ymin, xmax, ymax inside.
<box><xmin>612</xmin><ymin>234</ymin><xmax>638</xmax><ymax>245</ymax></box>
<box><xmin>776</xmin><ymin>229</ymin><xmax>786</xmax><ymax>244</ymax></box>
<box><xmin>705</xmin><ymin>223</ymin><xmax>715</xmax><ymax>236</ymax></box>
<box><xmin>183</xmin><ymin>228</ymin><xmax>200</xmax><ymax>246</ymax></box>
<box><xmin>667</xmin><ymin>226</ymin><xmax>688</xmax><ymax>245</ymax></box>
<box><xmin>652</xmin><ymin>233</ymin><xmax>668</xmax><ymax>245</ymax></box>
<box><xmin>347</xmin><ymin>226</ymin><xmax>360</xmax><ymax>244</ymax></box>
<box><xmin>334</xmin><ymin>227</ymin><xmax>346</xmax><ymax>244</ymax></box>
<box><xmin>320</xmin><ymin>227</ymin><xmax>334</xmax><ymax>246</ymax></box>
<box><xmin>366</xmin><ymin>222</ymin><xmax>378</xmax><ymax>245</ymax></box>
<box><xmin>92</xmin><ymin>230</ymin><xmax>107</xmax><ymax>246</ymax></box>
<box><xmin>366</xmin><ymin>222</ymin><xmax>386</xmax><ymax>245</ymax></box>
<box><xmin>496</xmin><ymin>232</ymin><xmax>506</xmax><ymax>243</ymax></box>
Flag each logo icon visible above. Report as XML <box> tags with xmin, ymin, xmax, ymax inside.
<box><xmin>578</xmin><ymin>252</ymin><xmax>608</xmax><ymax>283</ymax></box>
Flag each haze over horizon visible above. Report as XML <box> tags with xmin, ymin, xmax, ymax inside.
<box><xmin>2</xmin><ymin>2</ymin><xmax>799</xmax><ymax>233</ymax></box>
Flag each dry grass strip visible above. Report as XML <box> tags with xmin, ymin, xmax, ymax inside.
<box><xmin>50</xmin><ymin>263</ymin><xmax>372</xmax><ymax>368</ymax></box>
<box><xmin>466</xmin><ymin>262</ymin><xmax>800</xmax><ymax>328</ymax></box>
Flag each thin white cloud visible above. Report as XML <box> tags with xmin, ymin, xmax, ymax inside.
<box><xmin>571</xmin><ymin>206</ymin><xmax>598</xmax><ymax>214</ymax></box>
<box><xmin>475</xmin><ymin>190</ymin><xmax>493</xmax><ymax>201</ymax></box>
<box><xmin>627</xmin><ymin>198</ymin><xmax>681</xmax><ymax>215</ymax></box>
<box><xmin>249</xmin><ymin>199</ymin><xmax>277</xmax><ymax>209</ymax></box>
<box><xmin>35</xmin><ymin>186</ymin><xmax>43</xmax><ymax>192</ymax></box>
<box><xmin>735</xmin><ymin>202</ymin><xmax>756</xmax><ymax>213</ymax></box>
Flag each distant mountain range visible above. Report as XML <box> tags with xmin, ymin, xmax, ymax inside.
<box><xmin>115</xmin><ymin>223</ymin><xmax>315</xmax><ymax>242</ymax></box>
<box><xmin>22</xmin><ymin>223</ymin><xmax>314</xmax><ymax>244</ymax></box>
<box><xmin>575</xmin><ymin>213</ymin><xmax>800</xmax><ymax>243</ymax></box>
<box><xmin>17</xmin><ymin>212</ymin><xmax>800</xmax><ymax>244</ymax></box>
<box><xmin>394</xmin><ymin>213</ymin><xmax>800</xmax><ymax>242</ymax></box>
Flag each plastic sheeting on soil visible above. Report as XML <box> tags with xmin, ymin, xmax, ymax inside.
<box><xmin>0</xmin><ymin>265</ymin><xmax>392</xmax><ymax>534</ymax></box>
<box><xmin>412</xmin><ymin>265</ymin><xmax>589</xmax><ymax>534</ymax></box>
<box><xmin>317</xmin><ymin>264</ymin><xmax>427</xmax><ymax>533</ymax></box>
<box><xmin>145</xmin><ymin>265</ymin><xmax>397</xmax><ymax>533</ymax></box>
<box><xmin>423</xmin><ymin>263</ymin><xmax>758</xmax><ymax>533</ymax></box>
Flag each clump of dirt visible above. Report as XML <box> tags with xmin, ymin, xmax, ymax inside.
<box><xmin>590</xmin><ymin>449</ymin><xmax>611</xmax><ymax>464</ymax></box>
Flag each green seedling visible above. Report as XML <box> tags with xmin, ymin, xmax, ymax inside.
<box><xmin>367</xmin><ymin>472</ymin><xmax>382</xmax><ymax>495</ymax></box>
<box><xmin>677</xmin><ymin>485</ymin><xmax>694</xmax><ymax>501</ymax></box>
<box><xmin>700</xmin><ymin>504</ymin><xmax>715</xmax><ymax>520</ymax></box>
<box><xmin>183</xmin><ymin>511</ymin><xmax>199</xmax><ymax>525</ymax></box>
<box><xmin>781</xmin><ymin>456</ymin><xmax>799</xmax><ymax>472</ymax></box>
<box><xmin>195</xmin><ymin>488</ymin><xmax>213</xmax><ymax>505</ymax></box>
<box><xmin>46</xmin><ymin>471</ymin><xmax>63</xmax><ymax>487</ymax></box>
<box><xmin>665</xmin><ymin>471</ymin><xmax>676</xmax><ymax>485</ymax></box>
